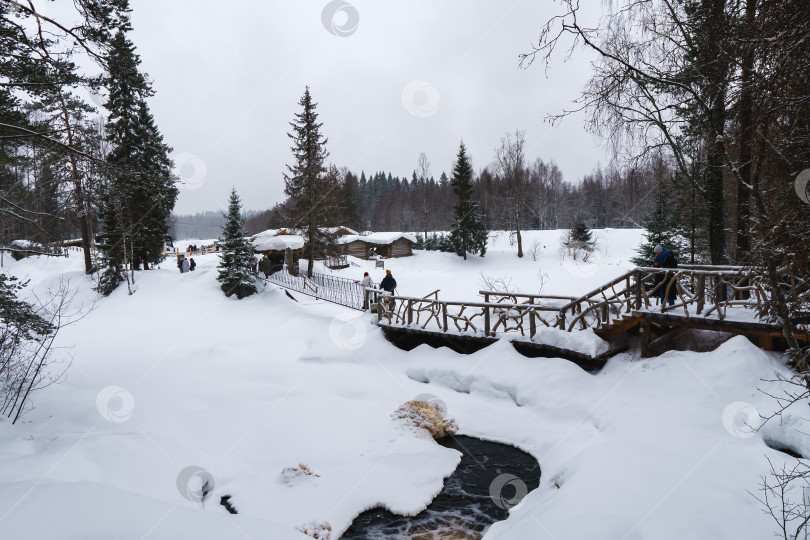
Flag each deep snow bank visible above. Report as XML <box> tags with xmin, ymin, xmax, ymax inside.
<box><xmin>0</xmin><ymin>235</ymin><xmax>805</xmax><ymax>540</ymax></box>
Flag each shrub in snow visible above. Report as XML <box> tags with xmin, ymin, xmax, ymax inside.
<box><xmin>296</xmin><ymin>520</ymin><xmax>331</xmax><ymax>539</ymax></box>
<box><xmin>280</xmin><ymin>463</ymin><xmax>320</xmax><ymax>485</ymax></box>
<box><xmin>392</xmin><ymin>400</ymin><xmax>458</xmax><ymax>439</ymax></box>
<box><xmin>562</xmin><ymin>215</ymin><xmax>595</xmax><ymax>261</ymax></box>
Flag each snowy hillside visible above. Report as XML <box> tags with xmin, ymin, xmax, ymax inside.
<box><xmin>0</xmin><ymin>230</ymin><xmax>804</xmax><ymax>539</ymax></box>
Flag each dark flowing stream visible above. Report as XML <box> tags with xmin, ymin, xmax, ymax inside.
<box><xmin>340</xmin><ymin>435</ymin><xmax>541</xmax><ymax>539</ymax></box>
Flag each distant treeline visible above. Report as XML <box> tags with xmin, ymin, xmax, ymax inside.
<box><xmin>170</xmin><ymin>210</ymin><xmax>261</xmax><ymax>240</ymax></box>
<box><xmin>241</xmin><ymin>157</ymin><xmax>663</xmax><ymax>236</ymax></box>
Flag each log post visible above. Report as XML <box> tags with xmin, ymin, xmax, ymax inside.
<box><xmin>529</xmin><ymin>309</ymin><xmax>537</xmax><ymax>338</ymax></box>
<box><xmin>407</xmin><ymin>300</ymin><xmax>413</xmax><ymax>325</ymax></box>
<box><xmin>696</xmin><ymin>275</ymin><xmax>705</xmax><ymax>314</ymax></box>
<box><xmin>641</xmin><ymin>322</ymin><xmax>652</xmax><ymax>358</ymax></box>
<box><xmin>442</xmin><ymin>302</ymin><xmax>448</xmax><ymax>332</ymax></box>
<box><xmin>626</xmin><ymin>276</ymin><xmax>632</xmax><ymax>313</ymax></box>
<box><xmin>558</xmin><ymin>309</ymin><xmax>566</xmax><ymax>330</ymax></box>
<box><xmin>635</xmin><ymin>271</ymin><xmax>643</xmax><ymax>309</ymax></box>
<box><xmin>484</xmin><ymin>305</ymin><xmax>491</xmax><ymax>336</ymax></box>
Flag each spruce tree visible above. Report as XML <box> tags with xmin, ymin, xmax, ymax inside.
<box><xmin>631</xmin><ymin>179</ymin><xmax>685</xmax><ymax>266</ymax></box>
<box><xmin>217</xmin><ymin>189</ymin><xmax>257</xmax><ymax>299</ymax></box>
<box><xmin>571</xmin><ymin>215</ymin><xmax>593</xmax><ymax>245</ymax></box>
<box><xmin>564</xmin><ymin>215</ymin><xmax>595</xmax><ymax>261</ymax></box>
<box><xmin>283</xmin><ymin>87</ymin><xmax>335</xmax><ymax>277</ymax></box>
<box><xmin>99</xmin><ymin>28</ymin><xmax>177</xmax><ymax>293</ymax></box>
<box><xmin>449</xmin><ymin>142</ymin><xmax>488</xmax><ymax>259</ymax></box>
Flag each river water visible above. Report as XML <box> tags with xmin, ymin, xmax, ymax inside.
<box><xmin>340</xmin><ymin>435</ymin><xmax>541</xmax><ymax>539</ymax></box>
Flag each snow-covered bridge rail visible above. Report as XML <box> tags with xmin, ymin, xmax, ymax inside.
<box><xmin>375</xmin><ymin>265</ymin><xmax>809</xmax><ymax>362</ymax></box>
<box><xmin>266</xmin><ymin>270</ymin><xmax>374</xmax><ymax>310</ymax></box>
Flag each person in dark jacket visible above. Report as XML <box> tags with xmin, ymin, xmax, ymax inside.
<box><xmin>189</xmin><ymin>258</ymin><xmax>196</xmax><ymax>271</ymax></box>
<box><xmin>379</xmin><ymin>269</ymin><xmax>397</xmax><ymax>311</ymax></box>
<box><xmin>380</xmin><ymin>269</ymin><xmax>397</xmax><ymax>293</ymax></box>
<box><xmin>653</xmin><ymin>244</ymin><xmax>678</xmax><ymax>305</ymax></box>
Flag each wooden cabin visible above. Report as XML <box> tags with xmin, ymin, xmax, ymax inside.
<box><xmin>337</xmin><ymin>233</ymin><xmax>416</xmax><ymax>260</ymax></box>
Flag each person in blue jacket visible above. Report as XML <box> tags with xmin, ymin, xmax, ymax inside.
<box><xmin>380</xmin><ymin>269</ymin><xmax>397</xmax><ymax>293</ymax></box>
<box><xmin>653</xmin><ymin>244</ymin><xmax>678</xmax><ymax>305</ymax></box>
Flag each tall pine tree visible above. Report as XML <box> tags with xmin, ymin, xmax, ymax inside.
<box><xmin>284</xmin><ymin>87</ymin><xmax>336</xmax><ymax>277</ymax></box>
<box><xmin>448</xmin><ymin>142</ymin><xmax>488</xmax><ymax>260</ymax></box>
<box><xmin>217</xmin><ymin>188</ymin><xmax>257</xmax><ymax>299</ymax></box>
<box><xmin>99</xmin><ymin>27</ymin><xmax>177</xmax><ymax>294</ymax></box>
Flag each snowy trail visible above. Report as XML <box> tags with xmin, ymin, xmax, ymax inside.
<box><xmin>0</xmin><ymin>234</ymin><xmax>805</xmax><ymax>539</ymax></box>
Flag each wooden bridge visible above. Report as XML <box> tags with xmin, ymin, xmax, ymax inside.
<box><xmin>369</xmin><ymin>265</ymin><xmax>809</xmax><ymax>369</ymax></box>
<box><xmin>266</xmin><ymin>270</ymin><xmax>373</xmax><ymax>310</ymax></box>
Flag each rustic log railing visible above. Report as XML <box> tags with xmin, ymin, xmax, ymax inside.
<box><xmin>375</xmin><ymin>266</ymin><xmax>808</xmax><ymax>340</ymax></box>
<box><xmin>558</xmin><ymin>266</ymin><xmax>771</xmax><ymax>332</ymax></box>
<box><xmin>374</xmin><ymin>293</ymin><xmax>561</xmax><ymax>339</ymax></box>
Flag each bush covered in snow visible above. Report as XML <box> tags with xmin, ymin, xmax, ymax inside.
<box><xmin>392</xmin><ymin>400</ymin><xmax>458</xmax><ymax>439</ymax></box>
<box><xmin>279</xmin><ymin>463</ymin><xmax>320</xmax><ymax>485</ymax></box>
<box><xmin>296</xmin><ymin>520</ymin><xmax>331</xmax><ymax>539</ymax></box>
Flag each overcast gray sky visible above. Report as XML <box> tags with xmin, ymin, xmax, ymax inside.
<box><xmin>122</xmin><ymin>0</ymin><xmax>604</xmax><ymax>213</ymax></box>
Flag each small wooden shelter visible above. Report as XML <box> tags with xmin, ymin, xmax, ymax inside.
<box><xmin>251</xmin><ymin>230</ymin><xmax>305</xmax><ymax>275</ymax></box>
<box><xmin>337</xmin><ymin>233</ymin><xmax>416</xmax><ymax>260</ymax></box>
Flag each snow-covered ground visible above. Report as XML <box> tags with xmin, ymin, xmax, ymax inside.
<box><xmin>0</xmin><ymin>230</ymin><xmax>805</xmax><ymax>539</ymax></box>
<box><xmin>336</xmin><ymin>229</ymin><xmax>643</xmax><ymax>300</ymax></box>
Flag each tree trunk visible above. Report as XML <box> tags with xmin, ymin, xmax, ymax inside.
<box><xmin>735</xmin><ymin>0</ymin><xmax>757</xmax><ymax>262</ymax></box>
<box><xmin>307</xmin><ymin>220</ymin><xmax>315</xmax><ymax>278</ymax></box>
<box><xmin>703</xmin><ymin>0</ymin><xmax>730</xmax><ymax>265</ymax></box>
<box><xmin>60</xmin><ymin>99</ymin><xmax>93</xmax><ymax>275</ymax></box>
<box><xmin>516</xmin><ymin>205</ymin><xmax>523</xmax><ymax>257</ymax></box>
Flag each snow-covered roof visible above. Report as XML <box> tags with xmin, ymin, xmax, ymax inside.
<box><xmin>336</xmin><ymin>232</ymin><xmax>417</xmax><ymax>245</ymax></box>
<box><xmin>323</xmin><ymin>226</ymin><xmax>359</xmax><ymax>236</ymax></box>
<box><xmin>251</xmin><ymin>231</ymin><xmax>305</xmax><ymax>252</ymax></box>
<box><xmin>10</xmin><ymin>239</ymin><xmax>42</xmax><ymax>249</ymax></box>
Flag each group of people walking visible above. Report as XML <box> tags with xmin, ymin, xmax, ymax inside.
<box><xmin>177</xmin><ymin>256</ymin><xmax>196</xmax><ymax>273</ymax></box>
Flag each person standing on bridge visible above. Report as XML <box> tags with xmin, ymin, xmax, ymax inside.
<box><xmin>380</xmin><ymin>269</ymin><xmax>397</xmax><ymax>312</ymax></box>
<box><xmin>380</xmin><ymin>269</ymin><xmax>396</xmax><ymax>294</ymax></box>
<box><xmin>653</xmin><ymin>244</ymin><xmax>678</xmax><ymax>306</ymax></box>
<box><xmin>361</xmin><ymin>272</ymin><xmax>374</xmax><ymax>309</ymax></box>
